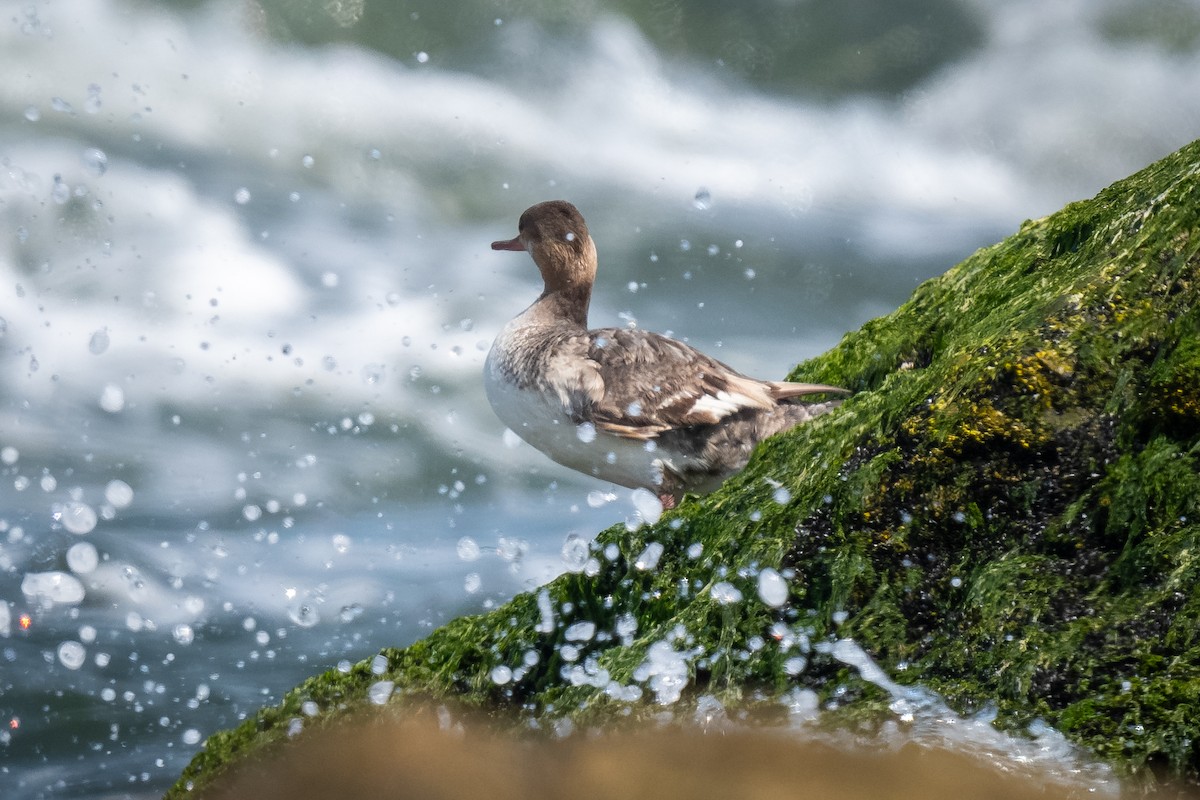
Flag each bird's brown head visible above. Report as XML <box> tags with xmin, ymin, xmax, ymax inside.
<box><xmin>492</xmin><ymin>200</ymin><xmax>597</xmax><ymax>296</ymax></box>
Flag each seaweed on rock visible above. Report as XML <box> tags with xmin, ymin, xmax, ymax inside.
<box><xmin>170</xmin><ymin>138</ymin><xmax>1200</xmax><ymax>797</ymax></box>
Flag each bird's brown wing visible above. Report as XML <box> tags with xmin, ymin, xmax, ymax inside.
<box><xmin>538</xmin><ymin>327</ymin><xmax>847</xmax><ymax>440</ymax></box>
<box><xmin>565</xmin><ymin>328</ymin><xmax>839</xmax><ymax>441</ymax></box>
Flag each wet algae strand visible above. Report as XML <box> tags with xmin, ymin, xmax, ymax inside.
<box><xmin>170</xmin><ymin>137</ymin><xmax>1200</xmax><ymax>797</ymax></box>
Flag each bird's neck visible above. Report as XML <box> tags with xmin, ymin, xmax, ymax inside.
<box><xmin>531</xmin><ymin>240</ymin><xmax>597</xmax><ymax>328</ymax></box>
<box><xmin>531</xmin><ymin>283</ymin><xmax>591</xmax><ymax>328</ymax></box>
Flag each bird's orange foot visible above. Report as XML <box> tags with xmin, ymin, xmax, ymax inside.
<box><xmin>658</xmin><ymin>492</ymin><xmax>677</xmax><ymax>510</ymax></box>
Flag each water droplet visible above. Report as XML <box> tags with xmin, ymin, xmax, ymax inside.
<box><xmin>287</xmin><ymin>603</ymin><xmax>320</xmax><ymax>628</ymax></box>
<box><xmin>367</xmin><ymin>680</ymin><xmax>394</xmax><ymax>705</ymax></box>
<box><xmin>61</xmin><ymin>502</ymin><xmax>98</xmax><ymax>535</ymax></box>
<box><xmin>99</xmin><ymin>384</ymin><xmax>125</xmax><ymax>413</ymax></box>
<box><xmin>80</xmin><ymin>147</ymin><xmax>109</xmax><ymax>177</ymax></box>
<box><xmin>104</xmin><ymin>479</ymin><xmax>133</xmax><ymax>509</ymax></box>
<box><xmin>234</xmin><ymin>187</ymin><xmax>251</xmax><ymax>204</ymax></box>
<box><xmin>463</xmin><ymin>572</ymin><xmax>481</xmax><ymax>593</ymax></box>
<box><xmin>711</xmin><ymin>581</ymin><xmax>743</xmax><ymax>605</ymax></box>
<box><xmin>784</xmin><ymin>656</ymin><xmax>807</xmax><ymax>676</ymax></box>
<box><xmin>564</xmin><ymin>621</ymin><xmax>595</xmax><ymax>642</ymax></box>
<box><xmin>631</xmin><ymin>488</ymin><xmax>663</xmax><ymax>525</ymax></box>
<box><xmin>182</xmin><ymin>728</ymin><xmax>202</xmax><ymax>745</ymax></box>
<box><xmin>586</xmin><ymin>490</ymin><xmax>616</xmax><ymax>508</ymax></box>
<box><xmin>88</xmin><ymin>328</ymin><xmax>110</xmax><ymax>354</ymax></box>
<box><xmin>173</xmin><ymin>624</ymin><xmax>195</xmax><ymax>645</ymax></box>
<box><xmin>361</xmin><ymin>363</ymin><xmax>385</xmax><ymax>385</ymax></box>
<box><xmin>57</xmin><ymin>641</ymin><xmax>87</xmax><ymax>670</ymax></box>
<box><xmin>634</xmin><ymin>541</ymin><xmax>663</xmax><ymax>571</ymax></box>
<box><xmin>21</xmin><ymin>571</ymin><xmax>86</xmax><ymax>606</ymax></box>
<box><xmin>24</xmin><ymin>106</ymin><xmax>40</xmax><ymax>122</ymax></box>
<box><xmin>496</xmin><ymin>537</ymin><xmax>526</xmax><ymax>563</ymax></box>
<box><xmin>51</xmin><ymin>175</ymin><xmax>71</xmax><ymax>204</ymax></box>
<box><xmin>415</xmin><ymin>51</ymin><xmax>430</xmax><ymax>63</ymax></box>
<box><xmin>490</xmin><ymin>665</ymin><xmax>512</xmax><ymax>685</ymax></box>
<box><xmin>0</xmin><ymin>446</ymin><xmax>17</xmax><ymax>465</ymax></box>
<box><xmin>535</xmin><ymin>589</ymin><xmax>555</xmax><ymax>634</ymax></box>
<box><xmin>693</xmin><ymin>187</ymin><xmax>712</xmax><ymax>210</ymax></box>
<box><xmin>772</xmin><ymin>487</ymin><xmax>792</xmax><ymax>505</ymax></box>
<box><xmin>756</xmin><ymin>567</ymin><xmax>788</xmax><ymax>608</ymax></box>
<box><xmin>561</xmin><ymin>534</ymin><xmax>590</xmax><ymax>572</ymax></box>
<box><xmin>455</xmin><ymin>536</ymin><xmax>481</xmax><ymax>561</ymax></box>
<box><xmin>575</xmin><ymin>422</ymin><xmax>596</xmax><ymax>443</ymax></box>
<box><xmin>66</xmin><ymin>542</ymin><xmax>99</xmax><ymax>574</ymax></box>
<box><xmin>638</xmin><ymin>640</ymin><xmax>692</xmax><ymax>705</ymax></box>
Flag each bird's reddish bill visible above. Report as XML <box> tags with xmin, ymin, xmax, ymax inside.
<box><xmin>491</xmin><ymin>237</ymin><xmax>525</xmax><ymax>251</ymax></box>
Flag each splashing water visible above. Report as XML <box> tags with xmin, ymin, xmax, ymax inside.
<box><xmin>634</xmin><ymin>541</ymin><xmax>664</xmax><ymax>571</ymax></box>
<box><xmin>104</xmin><ymin>479</ymin><xmax>133</xmax><ymax>508</ymax></box>
<box><xmin>65</xmin><ymin>542</ymin><xmax>99</xmax><ymax>574</ymax></box>
<box><xmin>633</xmin><ymin>639</ymin><xmax>696</xmax><ymax>705</ymax></box>
<box><xmin>21</xmin><ymin>571</ymin><xmax>86</xmax><ymax>607</ymax></box>
<box><xmin>756</xmin><ymin>567</ymin><xmax>789</xmax><ymax>608</ymax></box>
<box><xmin>560</xmin><ymin>534</ymin><xmax>591</xmax><ymax>572</ymax></box>
<box><xmin>710</xmin><ymin>581</ymin><xmax>743</xmax><ymax>605</ymax></box>
<box><xmin>629</xmin><ymin>488</ymin><xmax>663</xmax><ymax>526</ymax></box>
<box><xmin>58</xmin><ymin>502</ymin><xmax>98</xmax><ymax>535</ymax></box>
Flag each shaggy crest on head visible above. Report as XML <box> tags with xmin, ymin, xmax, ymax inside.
<box><xmin>485</xmin><ymin>200</ymin><xmax>848</xmax><ymax>509</ymax></box>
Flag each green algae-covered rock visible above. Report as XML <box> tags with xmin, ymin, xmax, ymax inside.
<box><xmin>170</xmin><ymin>138</ymin><xmax>1200</xmax><ymax>796</ymax></box>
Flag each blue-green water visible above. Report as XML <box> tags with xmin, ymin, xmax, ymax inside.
<box><xmin>1</xmin><ymin>0</ymin><xmax>1198</xmax><ymax>796</ymax></box>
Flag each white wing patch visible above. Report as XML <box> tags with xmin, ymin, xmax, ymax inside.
<box><xmin>687</xmin><ymin>390</ymin><xmax>760</xmax><ymax>422</ymax></box>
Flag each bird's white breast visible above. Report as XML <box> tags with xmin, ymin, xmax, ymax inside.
<box><xmin>484</xmin><ymin>343</ymin><xmax>673</xmax><ymax>491</ymax></box>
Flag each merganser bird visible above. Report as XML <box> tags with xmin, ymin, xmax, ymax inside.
<box><xmin>484</xmin><ymin>200</ymin><xmax>848</xmax><ymax>508</ymax></box>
